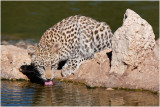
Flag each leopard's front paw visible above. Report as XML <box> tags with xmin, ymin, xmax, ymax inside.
<box><xmin>61</xmin><ymin>67</ymin><xmax>72</xmax><ymax>77</ymax></box>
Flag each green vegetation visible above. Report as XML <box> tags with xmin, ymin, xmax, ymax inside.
<box><xmin>55</xmin><ymin>78</ymin><xmax>158</xmax><ymax>94</ymax></box>
<box><xmin>113</xmin><ymin>87</ymin><xmax>158</xmax><ymax>95</ymax></box>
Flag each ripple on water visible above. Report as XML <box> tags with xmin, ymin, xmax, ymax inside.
<box><xmin>1</xmin><ymin>80</ymin><xmax>159</xmax><ymax>106</ymax></box>
<box><xmin>1</xmin><ymin>81</ymin><xmax>34</xmax><ymax>106</ymax></box>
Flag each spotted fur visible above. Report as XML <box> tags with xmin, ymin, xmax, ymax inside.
<box><xmin>28</xmin><ymin>15</ymin><xmax>113</xmax><ymax>81</ymax></box>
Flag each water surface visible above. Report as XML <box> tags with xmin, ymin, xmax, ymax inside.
<box><xmin>1</xmin><ymin>80</ymin><xmax>159</xmax><ymax>106</ymax></box>
<box><xmin>2</xmin><ymin>1</ymin><xmax>159</xmax><ymax>41</ymax></box>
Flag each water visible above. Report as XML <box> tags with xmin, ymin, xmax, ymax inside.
<box><xmin>2</xmin><ymin>1</ymin><xmax>159</xmax><ymax>41</ymax></box>
<box><xmin>1</xmin><ymin>80</ymin><xmax>159</xmax><ymax>106</ymax></box>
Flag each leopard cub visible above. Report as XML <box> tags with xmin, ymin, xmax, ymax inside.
<box><xmin>28</xmin><ymin>15</ymin><xmax>113</xmax><ymax>82</ymax></box>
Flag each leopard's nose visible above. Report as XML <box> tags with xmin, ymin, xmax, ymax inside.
<box><xmin>47</xmin><ymin>79</ymin><xmax>51</xmax><ymax>82</ymax></box>
<box><xmin>46</xmin><ymin>73</ymin><xmax>52</xmax><ymax>79</ymax></box>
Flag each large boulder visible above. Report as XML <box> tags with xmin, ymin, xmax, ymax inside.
<box><xmin>107</xmin><ymin>38</ymin><xmax>159</xmax><ymax>91</ymax></box>
<box><xmin>1</xmin><ymin>45</ymin><xmax>31</xmax><ymax>80</ymax></box>
<box><xmin>107</xmin><ymin>9</ymin><xmax>158</xmax><ymax>92</ymax></box>
<box><xmin>110</xmin><ymin>9</ymin><xmax>156</xmax><ymax>75</ymax></box>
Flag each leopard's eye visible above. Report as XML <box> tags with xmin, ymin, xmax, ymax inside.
<box><xmin>39</xmin><ymin>66</ymin><xmax>45</xmax><ymax>70</ymax></box>
<box><xmin>51</xmin><ymin>65</ymin><xmax>56</xmax><ymax>69</ymax></box>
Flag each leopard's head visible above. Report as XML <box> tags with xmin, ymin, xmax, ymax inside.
<box><xmin>27</xmin><ymin>44</ymin><xmax>60</xmax><ymax>84</ymax></box>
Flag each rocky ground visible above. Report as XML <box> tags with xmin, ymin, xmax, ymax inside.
<box><xmin>54</xmin><ymin>38</ymin><xmax>159</xmax><ymax>92</ymax></box>
<box><xmin>1</xmin><ymin>45</ymin><xmax>30</xmax><ymax>80</ymax></box>
<box><xmin>1</xmin><ymin>9</ymin><xmax>159</xmax><ymax>92</ymax></box>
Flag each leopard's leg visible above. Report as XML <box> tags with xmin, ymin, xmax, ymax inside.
<box><xmin>61</xmin><ymin>56</ymin><xmax>86</xmax><ymax>77</ymax></box>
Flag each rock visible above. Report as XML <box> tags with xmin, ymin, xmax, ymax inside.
<box><xmin>120</xmin><ymin>38</ymin><xmax>159</xmax><ymax>91</ymax></box>
<box><xmin>153</xmin><ymin>38</ymin><xmax>159</xmax><ymax>59</ymax></box>
<box><xmin>55</xmin><ymin>49</ymin><xmax>112</xmax><ymax>87</ymax></box>
<box><xmin>16</xmin><ymin>40</ymin><xmax>28</xmax><ymax>49</ymax></box>
<box><xmin>2</xmin><ymin>40</ymin><xmax>36</xmax><ymax>49</ymax></box>
<box><xmin>107</xmin><ymin>9</ymin><xmax>158</xmax><ymax>92</ymax></box>
<box><xmin>1</xmin><ymin>41</ymin><xmax>9</xmax><ymax>45</ymax></box>
<box><xmin>106</xmin><ymin>88</ymin><xmax>114</xmax><ymax>90</ymax></box>
<box><xmin>1</xmin><ymin>45</ymin><xmax>31</xmax><ymax>80</ymax></box>
<box><xmin>15</xmin><ymin>40</ymin><xmax>36</xmax><ymax>49</ymax></box>
<box><xmin>110</xmin><ymin>9</ymin><xmax>155</xmax><ymax>75</ymax></box>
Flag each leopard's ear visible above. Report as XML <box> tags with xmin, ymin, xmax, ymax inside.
<box><xmin>51</xmin><ymin>42</ymin><xmax>61</xmax><ymax>54</ymax></box>
<box><xmin>27</xmin><ymin>45</ymin><xmax>39</xmax><ymax>58</ymax></box>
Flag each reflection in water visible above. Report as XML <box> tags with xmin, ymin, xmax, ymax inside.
<box><xmin>1</xmin><ymin>80</ymin><xmax>159</xmax><ymax>106</ymax></box>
